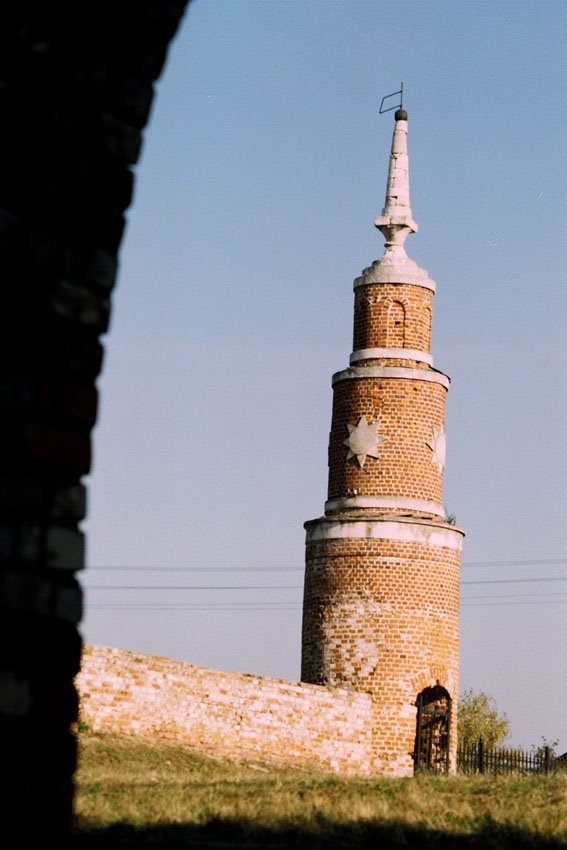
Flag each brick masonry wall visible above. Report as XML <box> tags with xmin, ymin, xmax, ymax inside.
<box><xmin>76</xmin><ymin>644</ymin><xmax>376</xmax><ymax>776</ymax></box>
<box><xmin>353</xmin><ymin>283</ymin><xmax>433</xmax><ymax>352</ymax></box>
<box><xmin>328</xmin><ymin>376</ymin><xmax>446</xmax><ymax>507</ymax></box>
<box><xmin>302</xmin><ymin>528</ymin><xmax>462</xmax><ymax>776</ymax></box>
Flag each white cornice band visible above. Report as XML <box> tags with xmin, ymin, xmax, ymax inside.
<box><xmin>305</xmin><ymin>516</ymin><xmax>464</xmax><ymax>550</ymax></box>
<box><xmin>324</xmin><ymin>496</ymin><xmax>445</xmax><ymax>517</ymax></box>
<box><xmin>332</xmin><ymin>365</ymin><xmax>450</xmax><ymax>389</ymax></box>
<box><xmin>353</xmin><ymin>256</ymin><xmax>436</xmax><ymax>292</ymax></box>
<box><xmin>350</xmin><ymin>348</ymin><xmax>433</xmax><ymax>366</ymax></box>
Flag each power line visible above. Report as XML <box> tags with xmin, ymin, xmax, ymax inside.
<box><xmin>84</xmin><ymin>584</ymin><xmax>304</xmax><ymax>591</ymax></box>
<box><xmin>83</xmin><ymin>589</ymin><xmax>567</xmax><ymax>610</ymax></box>
<box><xmin>84</xmin><ymin>557</ymin><xmax>566</xmax><ymax>571</ymax></box>
<box><xmin>86</xmin><ymin>566</ymin><xmax>302</xmax><ymax>572</ymax></box>
<box><xmin>460</xmin><ymin>600</ymin><xmax>567</xmax><ymax>607</ymax></box>
<box><xmin>84</xmin><ymin>576</ymin><xmax>567</xmax><ymax>590</ymax></box>
<box><xmin>85</xmin><ymin>591</ymin><xmax>567</xmax><ymax>603</ymax></box>
<box><xmin>462</xmin><ymin>577</ymin><xmax>566</xmax><ymax>586</ymax></box>
<box><xmin>462</xmin><ymin>558</ymin><xmax>566</xmax><ymax>568</ymax></box>
<box><xmin>84</xmin><ymin>598</ymin><xmax>566</xmax><ymax>611</ymax></box>
<box><xmin>85</xmin><ymin>604</ymin><xmax>302</xmax><ymax>611</ymax></box>
<box><xmin>464</xmin><ymin>592</ymin><xmax>566</xmax><ymax>599</ymax></box>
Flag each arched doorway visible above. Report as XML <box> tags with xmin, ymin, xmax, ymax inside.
<box><xmin>413</xmin><ymin>684</ymin><xmax>451</xmax><ymax>774</ymax></box>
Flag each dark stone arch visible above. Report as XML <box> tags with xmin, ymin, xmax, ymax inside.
<box><xmin>0</xmin><ymin>1</ymin><xmax>189</xmax><ymax>838</ymax></box>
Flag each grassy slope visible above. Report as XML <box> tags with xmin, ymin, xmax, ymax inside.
<box><xmin>73</xmin><ymin>731</ymin><xmax>567</xmax><ymax>849</ymax></box>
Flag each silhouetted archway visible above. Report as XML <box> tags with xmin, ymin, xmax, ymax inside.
<box><xmin>0</xmin><ymin>1</ymin><xmax>189</xmax><ymax>839</ymax></box>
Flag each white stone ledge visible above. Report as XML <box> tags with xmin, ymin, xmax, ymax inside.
<box><xmin>305</xmin><ymin>516</ymin><xmax>464</xmax><ymax>550</ymax></box>
<box><xmin>350</xmin><ymin>348</ymin><xmax>433</xmax><ymax>366</ymax></box>
<box><xmin>324</xmin><ymin>496</ymin><xmax>444</xmax><ymax>517</ymax></box>
<box><xmin>332</xmin><ymin>365</ymin><xmax>450</xmax><ymax>389</ymax></box>
<box><xmin>353</xmin><ymin>256</ymin><xmax>436</xmax><ymax>291</ymax></box>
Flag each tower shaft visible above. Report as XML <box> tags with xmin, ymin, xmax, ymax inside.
<box><xmin>301</xmin><ymin>110</ymin><xmax>464</xmax><ymax>777</ymax></box>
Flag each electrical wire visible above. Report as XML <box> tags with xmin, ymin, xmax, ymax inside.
<box><xmin>84</xmin><ymin>576</ymin><xmax>566</xmax><ymax>590</ymax></box>
<box><xmin>81</xmin><ymin>559</ymin><xmax>567</xmax><ymax>611</ymax></box>
<box><xmin>85</xmin><ymin>557</ymin><xmax>566</xmax><ymax>571</ymax></box>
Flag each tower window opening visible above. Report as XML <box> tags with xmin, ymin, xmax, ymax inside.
<box><xmin>387</xmin><ymin>300</ymin><xmax>406</xmax><ymax>346</ymax></box>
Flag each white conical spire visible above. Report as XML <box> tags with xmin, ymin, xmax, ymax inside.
<box><xmin>353</xmin><ymin>107</ymin><xmax>435</xmax><ymax>291</ymax></box>
<box><xmin>374</xmin><ymin>108</ymin><xmax>418</xmax><ymax>255</ymax></box>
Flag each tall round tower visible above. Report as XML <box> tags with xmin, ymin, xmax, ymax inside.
<box><xmin>301</xmin><ymin>108</ymin><xmax>465</xmax><ymax>777</ymax></box>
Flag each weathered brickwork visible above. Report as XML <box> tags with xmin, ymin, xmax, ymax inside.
<box><xmin>302</xmin><ymin>530</ymin><xmax>461</xmax><ymax>774</ymax></box>
<box><xmin>327</xmin><ymin>375</ymin><xmax>447</xmax><ymax>508</ymax></box>
<box><xmin>351</xmin><ymin>358</ymin><xmax>430</xmax><ymax>369</ymax></box>
<box><xmin>353</xmin><ymin>283</ymin><xmax>433</xmax><ymax>353</ymax></box>
<box><xmin>301</xmin><ymin>109</ymin><xmax>464</xmax><ymax>777</ymax></box>
<box><xmin>76</xmin><ymin>644</ymin><xmax>375</xmax><ymax>776</ymax></box>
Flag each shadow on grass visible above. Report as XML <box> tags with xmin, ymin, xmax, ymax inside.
<box><xmin>71</xmin><ymin>819</ymin><xmax>566</xmax><ymax>849</ymax></box>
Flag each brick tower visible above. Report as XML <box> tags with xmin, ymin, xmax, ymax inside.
<box><xmin>301</xmin><ymin>107</ymin><xmax>465</xmax><ymax>776</ymax></box>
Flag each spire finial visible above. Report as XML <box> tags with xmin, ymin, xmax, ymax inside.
<box><xmin>375</xmin><ymin>85</ymin><xmax>417</xmax><ymax>256</ymax></box>
<box><xmin>379</xmin><ymin>82</ymin><xmax>404</xmax><ymax>115</ymax></box>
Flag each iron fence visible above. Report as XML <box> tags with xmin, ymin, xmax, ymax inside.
<box><xmin>457</xmin><ymin>738</ymin><xmax>556</xmax><ymax>775</ymax></box>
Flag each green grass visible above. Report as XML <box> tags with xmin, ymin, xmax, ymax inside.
<box><xmin>72</xmin><ymin>731</ymin><xmax>567</xmax><ymax>848</ymax></box>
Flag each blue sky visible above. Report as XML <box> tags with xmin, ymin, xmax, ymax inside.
<box><xmin>81</xmin><ymin>0</ymin><xmax>566</xmax><ymax>752</ymax></box>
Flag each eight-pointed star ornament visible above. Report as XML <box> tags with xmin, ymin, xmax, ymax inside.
<box><xmin>426</xmin><ymin>424</ymin><xmax>446</xmax><ymax>471</ymax></box>
<box><xmin>343</xmin><ymin>416</ymin><xmax>387</xmax><ymax>468</ymax></box>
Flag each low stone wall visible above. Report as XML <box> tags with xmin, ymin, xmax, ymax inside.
<box><xmin>76</xmin><ymin>644</ymin><xmax>375</xmax><ymax>776</ymax></box>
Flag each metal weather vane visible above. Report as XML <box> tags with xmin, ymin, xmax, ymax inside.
<box><xmin>379</xmin><ymin>82</ymin><xmax>404</xmax><ymax>114</ymax></box>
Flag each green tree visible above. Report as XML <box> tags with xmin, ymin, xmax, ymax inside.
<box><xmin>457</xmin><ymin>689</ymin><xmax>511</xmax><ymax>749</ymax></box>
